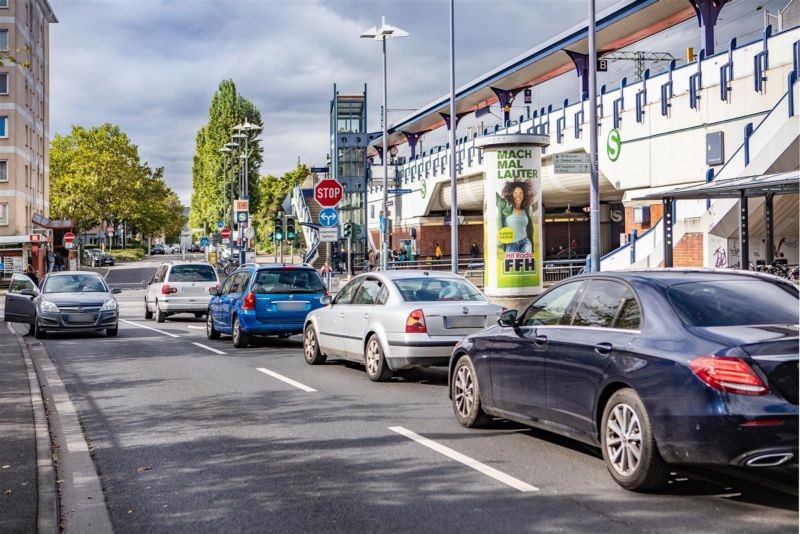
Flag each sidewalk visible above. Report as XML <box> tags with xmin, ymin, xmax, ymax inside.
<box><xmin>0</xmin><ymin>323</ymin><xmax>38</xmax><ymax>532</ymax></box>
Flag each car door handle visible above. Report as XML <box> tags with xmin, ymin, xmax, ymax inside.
<box><xmin>339</xmin><ymin>313</ymin><xmax>345</xmax><ymax>319</ymax></box>
<box><xmin>533</xmin><ymin>335</ymin><xmax>547</xmax><ymax>345</ymax></box>
<box><xmin>594</xmin><ymin>342</ymin><xmax>613</xmax><ymax>355</ymax></box>
<box><xmin>363</xmin><ymin>313</ymin><xmax>369</xmax><ymax>320</ymax></box>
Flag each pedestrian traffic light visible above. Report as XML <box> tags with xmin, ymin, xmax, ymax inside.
<box><xmin>274</xmin><ymin>216</ymin><xmax>284</xmax><ymax>241</ymax></box>
<box><xmin>343</xmin><ymin>222</ymin><xmax>352</xmax><ymax>238</ymax></box>
<box><xmin>286</xmin><ymin>217</ymin><xmax>296</xmax><ymax>241</ymax></box>
<box><xmin>268</xmin><ymin>232</ymin><xmax>274</xmax><ymax>242</ymax></box>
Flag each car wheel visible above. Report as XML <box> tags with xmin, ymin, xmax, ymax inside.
<box><xmin>206</xmin><ymin>312</ymin><xmax>220</xmax><ymax>340</ymax></box>
<box><xmin>144</xmin><ymin>300</ymin><xmax>153</xmax><ymax>320</ymax></box>
<box><xmin>364</xmin><ymin>335</ymin><xmax>392</xmax><ymax>382</ymax></box>
<box><xmin>232</xmin><ymin>316</ymin><xmax>250</xmax><ymax>348</ymax></box>
<box><xmin>34</xmin><ymin>321</ymin><xmax>46</xmax><ymax>340</ymax></box>
<box><xmin>155</xmin><ymin>302</ymin><xmax>166</xmax><ymax>323</ymax></box>
<box><xmin>601</xmin><ymin>388</ymin><xmax>669</xmax><ymax>492</ymax></box>
<box><xmin>194</xmin><ymin>312</ymin><xmax>204</xmax><ymax>319</ymax></box>
<box><xmin>452</xmin><ymin>354</ymin><xmax>491</xmax><ymax>427</ymax></box>
<box><xmin>106</xmin><ymin>326</ymin><xmax>118</xmax><ymax>337</ymax></box>
<box><xmin>303</xmin><ymin>324</ymin><xmax>326</xmax><ymax>365</ymax></box>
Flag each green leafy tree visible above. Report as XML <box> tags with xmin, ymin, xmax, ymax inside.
<box><xmin>190</xmin><ymin>80</ymin><xmax>263</xmax><ymax>233</ymax></box>
<box><xmin>252</xmin><ymin>164</ymin><xmax>310</xmax><ymax>251</ymax></box>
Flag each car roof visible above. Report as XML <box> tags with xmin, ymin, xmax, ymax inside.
<box><xmin>572</xmin><ymin>268</ymin><xmax>788</xmax><ymax>287</ymax></box>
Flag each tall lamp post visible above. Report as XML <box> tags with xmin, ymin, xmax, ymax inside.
<box><xmin>588</xmin><ymin>0</ymin><xmax>600</xmax><ymax>272</ymax></box>
<box><xmin>361</xmin><ymin>16</ymin><xmax>408</xmax><ymax>271</ymax></box>
<box><xmin>448</xmin><ymin>0</ymin><xmax>458</xmax><ymax>273</ymax></box>
<box><xmin>224</xmin><ymin>141</ymin><xmax>239</xmax><ymax>258</ymax></box>
<box><xmin>231</xmin><ymin>131</ymin><xmax>247</xmax><ymax>264</ymax></box>
<box><xmin>232</xmin><ymin>121</ymin><xmax>262</xmax><ymax>265</ymax></box>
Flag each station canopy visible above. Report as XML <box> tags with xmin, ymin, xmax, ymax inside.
<box><xmin>637</xmin><ymin>171</ymin><xmax>800</xmax><ymax>200</ymax></box>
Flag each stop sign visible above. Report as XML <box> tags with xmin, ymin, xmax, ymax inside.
<box><xmin>314</xmin><ymin>179</ymin><xmax>344</xmax><ymax>208</ymax></box>
<box><xmin>220</xmin><ymin>228</ymin><xmax>231</xmax><ymax>239</ymax></box>
<box><xmin>63</xmin><ymin>232</ymin><xmax>75</xmax><ymax>244</ymax></box>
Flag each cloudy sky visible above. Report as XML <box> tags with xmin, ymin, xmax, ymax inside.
<box><xmin>49</xmin><ymin>0</ymin><xmax>779</xmax><ymax>204</ymax></box>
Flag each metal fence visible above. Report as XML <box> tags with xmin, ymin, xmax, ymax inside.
<box><xmin>542</xmin><ymin>259</ymin><xmax>586</xmax><ymax>285</ymax></box>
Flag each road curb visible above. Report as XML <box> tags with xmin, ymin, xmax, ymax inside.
<box><xmin>7</xmin><ymin>323</ymin><xmax>58</xmax><ymax>534</ymax></box>
<box><xmin>20</xmin><ymin>330</ymin><xmax>114</xmax><ymax>533</ymax></box>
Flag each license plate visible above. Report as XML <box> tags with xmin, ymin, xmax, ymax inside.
<box><xmin>275</xmin><ymin>302</ymin><xmax>308</xmax><ymax>312</ymax></box>
<box><xmin>444</xmin><ymin>316</ymin><xmax>485</xmax><ymax>329</ymax></box>
<box><xmin>68</xmin><ymin>313</ymin><xmax>95</xmax><ymax>323</ymax></box>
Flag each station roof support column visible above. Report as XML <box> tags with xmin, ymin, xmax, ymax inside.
<box><xmin>439</xmin><ymin>111</ymin><xmax>471</xmax><ymax>132</ymax></box>
<box><xmin>764</xmin><ymin>192</ymin><xmax>774</xmax><ymax>264</ymax></box>
<box><xmin>402</xmin><ymin>130</ymin><xmax>428</xmax><ymax>160</ymax></box>
<box><xmin>689</xmin><ymin>0</ymin><xmax>731</xmax><ymax>56</ymax></box>
<box><xmin>491</xmin><ymin>87</ymin><xmax>524</xmax><ymax>125</ymax></box>
<box><xmin>564</xmin><ymin>50</ymin><xmax>590</xmax><ymax>101</ymax></box>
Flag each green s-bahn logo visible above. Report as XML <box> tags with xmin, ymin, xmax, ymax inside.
<box><xmin>420</xmin><ymin>180</ymin><xmax>427</xmax><ymax>199</ymax></box>
<box><xmin>607</xmin><ymin>129</ymin><xmax>621</xmax><ymax>162</ymax></box>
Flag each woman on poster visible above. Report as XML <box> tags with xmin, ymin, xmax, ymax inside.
<box><xmin>497</xmin><ymin>180</ymin><xmax>535</xmax><ymax>254</ymax></box>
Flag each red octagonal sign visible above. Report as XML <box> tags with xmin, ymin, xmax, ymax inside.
<box><xmin>220</xmin><ymin>228</ymin><xmax>231</xmax><ymax>239</ymax></box>
<box><xmin>314</xmin><ymin>179</ymin><xmax>343</xmax><ymax>208</ymax></box>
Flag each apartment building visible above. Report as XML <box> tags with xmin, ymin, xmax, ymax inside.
<box><xmin>0</xmin><ymin>0</ymin><xmax>56</xmax><ymax>280</ymax></box>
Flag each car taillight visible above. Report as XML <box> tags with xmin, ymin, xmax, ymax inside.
<box><xmin>161</xmin><ymin>285</ymin><xmax>177</xmax><ymax>295</ymax></box>
<box><xmin>689</xmin><ymin>356</ymin><xmax>769</xmax><ymax>396</ymax></box>
<box><xmin>242</xmin><ymin>292</ymin><xmax>256</xmax><ymax>311</ymax></box>
<box><xmin>405</xmin><ymin>309</ymin><xmax>427</xmax><ymax>334</ymax></box>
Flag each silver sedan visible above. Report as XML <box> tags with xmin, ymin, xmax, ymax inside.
<box><xmin>303</xmin><ymin>270</ymin><xmax>503</xmax><ymax>381</ymax></box>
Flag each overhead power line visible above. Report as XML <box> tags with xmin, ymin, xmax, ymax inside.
<box><xmin>602</xmin><ymin>51</ymin><xmax>675</xmax><ymax>81</ymax></box>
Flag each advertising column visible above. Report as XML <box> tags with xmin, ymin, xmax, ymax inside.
<box><xmin>475</xmin><ymin>134</ymin><xmax>549</xmax><ymax>298</ymax></box>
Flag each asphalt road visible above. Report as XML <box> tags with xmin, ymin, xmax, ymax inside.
<box><xmin>13</xmin><ymin>263</ymin><xmax>800</xmax><ymax>533</ymax></box>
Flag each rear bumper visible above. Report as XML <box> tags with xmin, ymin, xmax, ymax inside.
<box><xmin>384</xmin><ymin>336</ymin><xmax>459</xmax><ymax>370</ymax></box>
<box><xmin>238</xmin><ymin>313</ymin><xmax>304</xmax><ymax>335</ymax></box>
<box><xmin>159</xmin><ymin>297</ymin><xmax>211</xmax><ymax>313</ymax></box>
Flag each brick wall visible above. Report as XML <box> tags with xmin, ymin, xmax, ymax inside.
<box><xmin>386</xmin><ymin>224</ymin><xmax>484</xmax><ymax>258</ymax></box>
<box><xmin>625</xmin><ymin>203</ymin><xmax>663</xmax><ymax>235</ymax></box>
<box><xmin>671</xmin><ymin>232</ymin><xmax>704</xmax><ymax>267</ymax></box>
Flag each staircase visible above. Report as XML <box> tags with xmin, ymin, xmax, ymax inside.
<box><xmin>291</xmin><ymin>187</ymin><xmax>327</xmax><ymax>270</ymax></box>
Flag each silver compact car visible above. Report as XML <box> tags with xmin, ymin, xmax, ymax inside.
<box><xmin>3</xmin><ymin>272</ymin><xmax>121</xmax><ymax>339</ymax></box>
<box><xmin>303</xmin><ymin>270</ymin><xmax>503</xmax><ymax>381</ymax></box>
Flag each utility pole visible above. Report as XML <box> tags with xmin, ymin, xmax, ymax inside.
<box><xmin>588</xmin><ymin>0</ymin><xmax>600</xmax><ymax>272</ymax></box>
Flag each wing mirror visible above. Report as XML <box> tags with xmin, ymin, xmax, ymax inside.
<box><xmin>320</xmin><ymin>294</ymin><xmax>332</xmax><ymax>306</ymax></box>
<box><xmin>498</xmin><ymin>309</ymin><xmax>518</xmax><ymax>327</ymax></box>
<box><xmin>111</xmin><ymin>288</ymin><xmax>122</xmax><ymax>294</ymax></box>
<box><xmin>209</xmin><ymin>287</ymin><xmax>220</xmax><ymax>296</ymax></box>
<box><xmin>20</xmin><ymin>288</ymin><xmax>38</xmax><ymax>297</ymax></box>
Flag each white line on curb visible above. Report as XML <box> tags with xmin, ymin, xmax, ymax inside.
<box><xmin>388</xmin><ymin>426</ymin><xmax>539</xmax><ymax>492</ymax></box>
<box><xmin>192</xmin><ymin>342</ymin><xmax>226</xmax><ymax>355</ymax></box>
<box><xmin>120</xmin><ymin>319</ymin><xmax>180</xmax><ymax>338</ymax></box>
<box><xmin>256</xmin><ymin>367</ymin><xmax>317</xmax><ymax>392</ymax></box>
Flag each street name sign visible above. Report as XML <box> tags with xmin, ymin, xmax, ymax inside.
<box><xmin>314</xmin><ymin>179</ymin><xmax>344</xmax><ymax>208</ymax></box>
<box><xmin>319</xmin><ymin>208</ymin><xmax>339</xmax><ymax>228</ymax></box>
<box><xmin>318</xmin><ymin>227</ymin><xmax>339</xmax><ymax>242</ymax></box>
<box><xmin>388</xmin><ymin>188</ymin><xmax>412</xmax><ymax>195</ymax></box>
<box><xmin>554</xmin><ymin>153</ymin><xmax>591</xmax><ymax>174</ymax></box>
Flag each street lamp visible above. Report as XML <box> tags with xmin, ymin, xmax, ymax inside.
<box><xmin>218</xmin><ymin>147</ymin><xmax>231</xmax><ymax>226</ymax></box>
<box><xmin>361</xmin><ymin>16</ymin><xmax>408</xmax><ymax>271</ymax></box>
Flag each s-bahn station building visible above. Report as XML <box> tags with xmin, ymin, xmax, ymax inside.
<box><xmin>295</xmin><ymin>0</ymin><xmax>799</xmax><ymax>296</ymax></box>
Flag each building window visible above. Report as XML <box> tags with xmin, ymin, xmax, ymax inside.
<box><xmin>0</xmin><ymin>116</ymin><xmax>8</xmax><ymax>138</ymax></box>
<box><xmin>0</xmin><ymin>160</ymin><xmax>7</xmax><ymax>182</ymax></box>
<box><xmin>0</xmin><ymin>73</ymin><xmax>8</xmax><ymax>95</ymax></box>
<box><xmin>0</xmin><ymin>0</ymin><xmax>8</xmax><ymax>9</ymax></box>
<box><xmin>0</xmin><ymin>203</ymin><xmax>8</xmax><ymax>226</ymax></box>
<box><xmin>0</xmin><ymin>30</ymin><xmax>7</xmax><ymax>52</ymax></box>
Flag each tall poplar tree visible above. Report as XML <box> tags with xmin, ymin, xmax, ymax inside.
<box><xmin>189</xmin><ymin>80</ymin><xmax>264</xmax><ymax>233</ymax></box>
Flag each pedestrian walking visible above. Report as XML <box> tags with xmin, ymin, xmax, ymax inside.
<box><xmin>470</xmin><ymin>242</ymin><xmax>480</xmax><ymax>258</ymax></box>
<box><xmin>368</xmin><ymin>248</ymin><xmax>376</xmax><ymax>271</ymax></box>
<box><xmin>54</xmin><ymin>249</ymin><xmax>65</xmax><ymax>272</ymax></box>
<box><xmin>46</xmin><ymin>247</ymin><xmax>56</xmax><ymax>273</ymax></box>
<box><xmin>434</xmin><ymin>242</ymin><xmax>443</xmax><ymax>261</ymax></box>
<box><xmin>23</xmin><ymin>264</ymin><xmax>39</xmax><ymax>287</ymax></box>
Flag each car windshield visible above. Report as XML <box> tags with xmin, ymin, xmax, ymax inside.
<box><xmin>168</xmin><ymin>264</ymin><xmax>217</xmax><ymax>282</ymax></box>
<box><xmin>43</xmin><ymin>274</ymin><xmax>108</xmax><ymax>294</ymax></box>
<box><xmin>393</xmin><ymin>277</ymin><xmax>486</xmax><ymax>302</ymax></box>
<box><xmin>251</xmin><ymin>269</ymin><xmax>326</xmax><ymax>294</ymax></box>
<box><xmin>668</xmin><ymin>279</ymin><xmax>799</xmax><ymax>327</ymax></box>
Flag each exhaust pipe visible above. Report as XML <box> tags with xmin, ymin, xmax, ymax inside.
<box><xmin>744</xmin><ymin>452</ymin><xmax>794</xmax><ymax>467</ymax></box>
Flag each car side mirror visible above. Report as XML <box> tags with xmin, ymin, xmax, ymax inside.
<box><xmin>320</xmin><ymin>294</ymin><xmax>332</xmax><ymax>306</ymax></box>
<box><xmin>498</xmin><ymin>309</ymin><xmax>518</xmax><ymax>327</ymax></box>
<box><xmin>111</xmin><ymin>288</ymin><xmax>122</xmax><ymax>294</ymax></box>
<box><xmin>20</xmin><ymin>288</ymin><xmax>37</xmax><ymax>297</ymax></box>
<box><xmin>209</xmin><ymin>287</ymin><xmax>220</xmax><ymax>296</ymax></box>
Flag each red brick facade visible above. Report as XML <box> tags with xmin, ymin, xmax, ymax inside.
<box><xmin>671</xmin><ymin>232</ymin><xmax>704</xmax><ymax>267</ymax></box>
<box><xmin>375</xmin><ymin>224</ymin><xmax>485</xmax><ymax>258</ymax></box>
<box><xmin>625</xmin><ymin>203</ymin><xmax>663</xmax><ymax>235</ymax></box>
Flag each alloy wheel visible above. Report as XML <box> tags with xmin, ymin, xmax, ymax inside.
<box><xmin>365</xmin><ymin>339</ymin><xmax>380</xmax><ymax>376</ymax></box>
<box><xmin>605</xmin><ymin>403</ymin><xmax>642</xmax><ymax>477</ymax></box>
<box><xmin>304</xmin><ymin>328</ymin><xmax>316</xmax><ymax>361</ymax></box>
<box><xmin>207</xmin><ymin>314</ymin><xmax>213</xmax><ymax>336</ymax></box>
<box><xmin>233</xmin><ymin>318</ymin><xmax>240</xmax><ymax>344</ymax></box>
<box><xmin>454</xmin><ymin>365</ymin><xmax>475</xmax><ymax>419</ymax></box>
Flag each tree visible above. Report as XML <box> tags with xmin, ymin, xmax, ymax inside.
<box><xmin>190</xmin><ymin>80</ymin><xmax>263</xmax><ymax>233</ymax></box>
<box><xmin>252</xmin><ymin>164</ymin><xmax>311</xmax><ymax>250</ymax></box>
<box><xmin>50</xmin><ymin>124</ymin><xmax>184</xmax><ymax>245</ymax></box>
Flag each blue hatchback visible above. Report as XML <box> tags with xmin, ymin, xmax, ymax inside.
<box><xmin>207</xmin><ymin>265</ymin><xmax>328</xmax><ymax>348</ymax></box>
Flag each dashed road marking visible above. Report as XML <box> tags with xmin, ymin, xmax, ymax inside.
<box><xmin>389</xmin><ymin>426</ymin><xmax>539</xmax><ymax>492</ymax></box>
<box><xmin>187</xmin><ymin>325</ymin><xmax>205</xmax><ymax>330</ymax></box>
<box><xmin>120</xmin><ymin>319</ymin><xmax>180</xmax><ymax>338</ymax></box>
<box><xmin>256</xmin><ymin>367</ymin><xmax>317</xmax><ymax>392</ymax></box>
<box><xmin>192</xmin><ymin>342</ymin><xmax>226</xmax><ymax>355</ymax></box>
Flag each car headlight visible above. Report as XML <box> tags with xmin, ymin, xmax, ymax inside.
<box><xmin>40</xmin><ymin>300</ymin><xmax>59</xmax><ymax>313</ymax></box>
<box><xmin>100</xmin><ymin>299</ymin><xmax>118</xmax><ymax>312</ymax></box>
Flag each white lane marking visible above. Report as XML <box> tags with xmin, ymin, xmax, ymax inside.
<box><xmin>256</xmin><ymin>367</ymin><xmax>317</xmax><ymax>392</ymax></box>
<box><xmin>187</xmin><ymin>325</ymin><xmax>205</xmax><ymax>330</ymax></box>
<box><xmin>120</xmin><ymin>319</ymin><xmax>180</xmax><ymax>338</ymax></box>
<box><xmin>388</xmin><ymin>426</ymin><xmax>539</xmax><ymax>493</ymax></box>
<box><xmin>192</xmin><ymin>342</ymin><xmax>226</xmax><ymax>355</ymax></box>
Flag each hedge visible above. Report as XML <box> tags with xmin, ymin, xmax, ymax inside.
<box><xmin>108</xmin><ymin>248</ymin><xmax>146</xmax><ymax>262</ymax></box>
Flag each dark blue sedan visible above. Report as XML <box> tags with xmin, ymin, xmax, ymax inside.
<box><xmin>207</xmin><ymin>264</ymin><xmax>328</xmax><ymax>348</ymax></box>
<box><xmin>449</xmin><ymin>270</ymin><xmax>798</xmax><ymax>491</ymax></box>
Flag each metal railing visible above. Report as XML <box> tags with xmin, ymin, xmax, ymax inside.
<box><xmin>542</xmin><ymin>259</ymin><xmax>586</xmax><ymax>285</ymax></box>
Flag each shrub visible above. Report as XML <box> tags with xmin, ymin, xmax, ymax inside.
<box><xmin>108</xmin><ymin>248</ymin><xmax>146</xmax><ymax>262</ymax></box>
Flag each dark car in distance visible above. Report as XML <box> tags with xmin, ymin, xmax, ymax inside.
<box><xmin>84</xmin><ymin>248</ymin><xmax>115</xmax><ymax>267</ymax></box>
<box><xmin>150</xmin><ymin>244</ymin><xmax>167</xmax><ymax>255</ymax></box>
<box><xmin>449</xmin><ymin>270</ymin><xmax>798</xmax><ymax>491</ymax></box>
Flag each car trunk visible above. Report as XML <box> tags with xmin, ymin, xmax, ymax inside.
<box><xmin>695</xmin><ymin>325</ymin><xmax>799</xmax><ymax>405</ymax></box>
<box><xmin>171</xmin><ymin>283</ymin><xmax>215</xmax><ymax>297</ymax></box>
<box><xmin>418</xmin><ymin>302</ymin><xmax>501</xmax><ymax>337</ymax></box>
<box><xmin>254</xmin><ymin>294</ymin><xmax>322</xmax><ymax>324</ymax></box>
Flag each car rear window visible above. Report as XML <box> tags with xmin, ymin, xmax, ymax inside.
<box><xmin>251</xmin><ymin>269</ymin><xmax>326</xmax><ymax>294</ymax></box>
<box><xmin>168</xmin><ymin>265</ymin><xmax>217</xmax><ymax>282</ymax></box>
<box><xmin>668</xmin><ymin>279</ymin><xmax>798</xmax><ymax>327</ymax></box>
<box><xmin>393</xmin><ymin>277</ymin><xmax>485</xmax><ymax>302</ymax></box>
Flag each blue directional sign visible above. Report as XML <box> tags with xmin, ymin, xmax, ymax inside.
<box><xmin>217</xmin><ymin>220</ymin><xmax>224</xmax><ymax>229</ymax></box>
<box><xmin>388</xmin><ymin>188</ymin><xmax>412</xmax><ymax>195</ymax></box>
<box><xmin>319</xmin><ymin>208</ymin><xmax>339</xmax><ymax>228</ymax></box>
<box><xmin>200</xmin><ymin>237</ymin><xmax>210</xmax><ymax>247</ymax></box>
<box><xmin>379</xmin><ymin>216</ymin><xmax>386</xmax><ymax>232</ymax></box>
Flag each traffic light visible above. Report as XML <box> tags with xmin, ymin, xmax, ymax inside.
<box><xmin>268</xmin><ymin>232</ymin><xmax>274</xmax><ymax>243</ymax></box>
<box><xmin>274</xmin><ymin>216</ymin><xmax>284</xmax><ymax>241</ymax></box>
<box><xmin>286</xmin><ymin>217</ymin><xmax>296</xmax><ymax>241</ymax></box>
<box><xmin>343</xmin><ymin>222</ymin><xmax>352</xmax><ymax>238</ymax></box>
